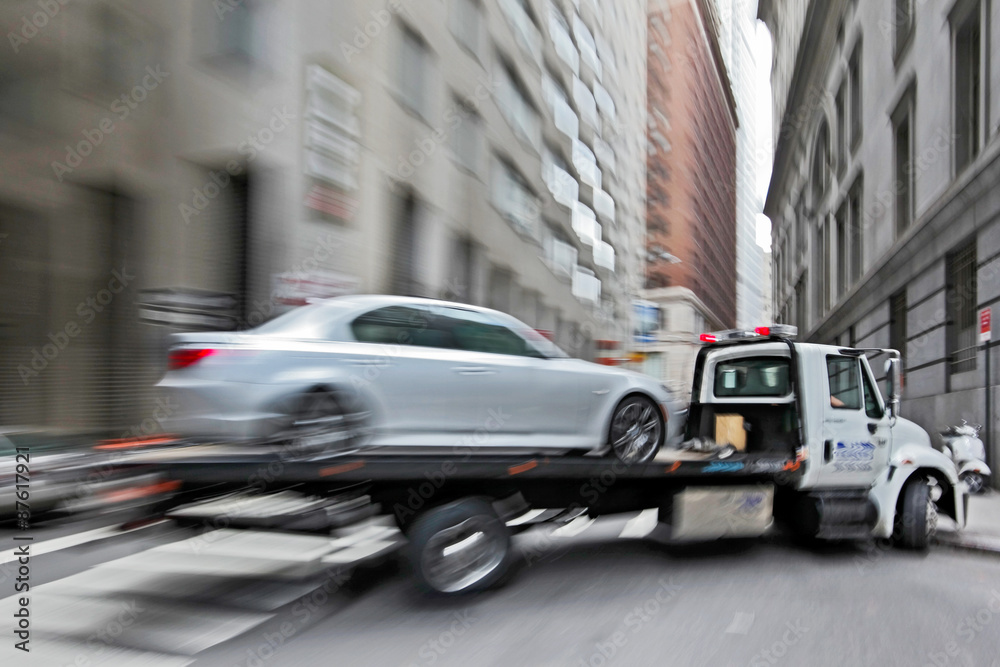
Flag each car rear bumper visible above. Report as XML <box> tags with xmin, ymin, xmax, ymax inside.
<box><xmin>157</xmin><ymin>378</ymin><xmax>290</xmax><ymax>442</ymax></box>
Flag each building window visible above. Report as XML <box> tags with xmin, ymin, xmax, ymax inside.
<box><xmin>492</xmin><ymin>157</ymin><xmax>540</xmax><ymax>241</ymax></box>
<box><xmin>849</xmin><ymin>180</ymin><xmax>863</xmax><ymax>285</ymax></box>
<box><xmin>451</xmin><ymin>98</ymin><xmax>481</xmax><ymax>173</ymax></box>
<box><xmin>835</xmin><ymin>82</ymin><xmax>847</xmax><ymax>175</ymax></box>
<box><xmin>849</xmin><ymin>43</ymin><xmax>862</xmax><ymax>152</ymax></box>
<box><xmin>894</xmin><ymin>0</ymin><xmax>914</xmax><ymax>59</ymax></box>
<box><xmin>823</xmin><ymin>219</ymin><xmax>832</xmax><ymax>312</ymax></box>
<box><xmin>813</xmin><ymin>222</ymin><xmax>825</xmax><ymax>321</ymax></box>
<box><xmin>892</xmin><ymin>89</ymin><xmax>915</xmax><ymax>238</ymax></box>
<box><xmin>836</xmin><ymin>203</ymin><xmax>848</xmax><ymax>299</ymax></box>
<box><xmin>953</xmin><ymin>2</ymin><xmax>983</xmax><ymax>173</ymax></box>
<box><xmin>446</xmin><ymin>236</ymin><xmax>475</xmax><ymax>302</ymax></box>
<box><xmin>947</xmin><ymin>239</ymin><xmax>978</xmax><ymax>374</ymax></box>
<box><xmin>399</xmin><ymin>26</ymin><xmax>430</xmax><ymax>118</ymax></box>
<box><xmin>450</xmin><ymin>0</ymin><xmax>483</xmax><ymax>57</ymax></box>
<box><xmin>811</xmin><ymin>122</ymin><xmax>830</xmax><ymax>211</ymax></box>
<box><xmin>889</xmin><ymin>290</ymin><xmax>907</xmax><ymax>364</ymax></box>
<box><xmin>496</xmin><ymin>57</ymin><xmax>541</xmax><ymax>148</ymax></box>
<box><xmin>795</xmin><ymin>274</ymin><xmax>807</xmax><ymax>330</ymax></box>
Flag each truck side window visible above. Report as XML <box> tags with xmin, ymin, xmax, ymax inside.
<box><xmin>861</xmin><ymin>367</ymin><xmax>884</xmax><ymax>419</ymax></box>
<box><xmin>826</xmin><ymin>357</ymin><xmax>861</xmax><ymax>409</ymax></box>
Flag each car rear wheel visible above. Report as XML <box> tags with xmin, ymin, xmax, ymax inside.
<box><xmin>287</xmin><ymin>390</ymin><xmax>367</xmax><ymax>454</ymax></box>
<box><xmin>609</xmin><ymin>396</ymin><xmax>663</xmax><ymax>464</ymax></box>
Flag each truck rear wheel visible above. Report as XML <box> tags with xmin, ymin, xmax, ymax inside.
<box><xmin>407</xmin><ymin>498</ymin><xmax>513</xmax><ymax>594</ymax></box>
<box><xmin>896</xmin><ymin>479</ymin><xmax>937</xmax><ymax>550</ymax></box>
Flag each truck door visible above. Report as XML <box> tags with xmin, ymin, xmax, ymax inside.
<box><xmin>815</xmin><ymin>354</ymin><xmax>891</xmax><ymax>488</ymax></box>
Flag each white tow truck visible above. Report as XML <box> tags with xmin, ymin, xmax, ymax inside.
<box><xmin>122</xmin><ymin>326</ymin><xmax>967</xmax><ymax>594</ymax></box>
<box><xmin>689</xmin><ymin>325</ymin><xmax>965</xmax><ymax>549</ymax></box>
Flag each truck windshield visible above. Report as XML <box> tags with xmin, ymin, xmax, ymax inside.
<box><xmin>713</xmin><ymin>357</ymin><xmax>791</xmax><ymax>398</ymax></box>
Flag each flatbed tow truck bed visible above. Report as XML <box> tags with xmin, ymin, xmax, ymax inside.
<box><xmin>113</xmin><ymin>441</ymin><xmax>799</xmax><ymax>594</ymax></box>
<box><xmin>119</xmin><ymin>442</ymin><xmax>799</xmax><ymax>508</ymax></box>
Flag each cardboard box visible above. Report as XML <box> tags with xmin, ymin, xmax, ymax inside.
<box><xmin>715</xmin><ymin>414</ymin><xmax>746</xmax><ymax>451</ymax></box>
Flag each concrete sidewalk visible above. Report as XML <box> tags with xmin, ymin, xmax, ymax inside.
<box><xmin>936</xmin><ymin>490</ymin><xmax>1000</xmax><ymax>554</ymax></box>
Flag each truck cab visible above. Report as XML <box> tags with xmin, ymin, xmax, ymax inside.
<box><xmin>687</xmin><ymin>326</ymin><xmax>966</xmax><ymax>546</ymax></box>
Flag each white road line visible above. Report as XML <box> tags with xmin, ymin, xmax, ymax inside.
<box><xmin>725</xmin><ymin>611</ymin><xmax>756</xmax><ymax>635</ymax></box>
<box><xmin>0</xmin><ymin>520</ymin><xmax>166</xmax><ymax>566</ymax></box>
<box><xmin>618</xmin><ymin>509</ymin><xmax>660</xmax><ymax>539</ymax></box>
<box><xmin>507</xmin><ymin>508</ymin><xmax>548</xmax><ymax>526</ymax></box>
<box><xmin>552</xmin><ymin>515</ymin><xmax>595</xmax><ymax>538</ymax></box>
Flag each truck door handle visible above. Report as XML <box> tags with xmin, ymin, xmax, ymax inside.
<box><xmin>867</xmin><ymin>423</ymin><xmax>878</xmax><ymax>435</ymax></box>
<box><xmin>824</xmin><ymin>440</ymin><xmax>833</xmax><ymax>462</ymax></box>
<box><xmin>453</xmin><ymin>366</ymin><xmax>495</xmax><ymax>375</ymax></box>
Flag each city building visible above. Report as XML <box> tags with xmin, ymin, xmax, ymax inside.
<box><xmin>717</xmin><ymin>0</ymin><xmax>769</xmax><ymax>329</ymax></box>
<box><xmin>0</xmin><ymin>0</ymin><xmax>649</xmax><ymax>433</ymax></box>
<box><xmin>760</xmin><ymin>0</ymin><xmax>1000</xmax><ymax>476</ymax></box>
<box><xmin>640</xmin><ymin>0</ymin><xmax>738</xmax><ymax>396</ymax></box>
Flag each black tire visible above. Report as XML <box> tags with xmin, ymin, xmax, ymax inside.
<box><xmin>896</xmin><ymin>479</ymin><xmax>936</xmax><ymax>550</ymax></box>
<box><xmin>609</xmin><ymin>395</ymin><xmax>663</xmax><ymax>464</ymax></box>
<box><xmin>285</xmin><ymin>389</ymin><xmax>368</xmax><ymax>454</ymax></box>
<box><xmin>407</xmin><ymin>498</ymin><xmax>513</xmax><ymax>595</ymax></box>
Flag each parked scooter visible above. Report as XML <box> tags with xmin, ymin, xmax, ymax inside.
<box><xmin>938</xmin><ymin>421</ymin><xmax>992</xmax><ymax>494</ymax></box>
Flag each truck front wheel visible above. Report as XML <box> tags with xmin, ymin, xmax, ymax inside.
<box><xmin>896</xmin><ymin>479</ymin><xmax>937</xmax><ymax>550</ymax></box>
<box><xmin>407</xmin><ymin>498</ymin><xmax>513</xmax><ymax>594</ymax></box>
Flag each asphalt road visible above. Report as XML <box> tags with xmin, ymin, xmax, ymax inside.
<box><xmin>3</xmin><ymin>514</ymin><xmax>1000</xmax><ymax>667</ymax></box>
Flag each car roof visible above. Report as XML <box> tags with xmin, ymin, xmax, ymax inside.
<box><xmin>316</xmin><ymin>294</ymin><xmax>511</xmax><ymax>319</ymax></box>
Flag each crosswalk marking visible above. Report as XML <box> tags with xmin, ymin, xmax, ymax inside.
<box><xmin>618</xmin><ymin>509</ymin><xmax>660</xmax><ymax>539</ymax></box>
<box><xmin>0</xmin><ymin>520</ymin><xmax>167</xmax><ymax>566</ymax></box>
<box><xmin>5</xmin><ymin>507</ymin><xmax>670</xmax><ymax>663</ymax></box>
<box><xmin>552</xmin><ymin>515</ymin><xmax>596</xmax><ymax>537</ymax></box>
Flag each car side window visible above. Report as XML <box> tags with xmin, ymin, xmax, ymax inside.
<box><xmin>435</xmin><ymin>307</ymin><xmax>543</xmax><ymax>358</ymax></box>
<box><xmin>826</xmin><ymin>356</ymin><xmax>861</xmax><ymax>410</ymax></box>
<box><xmin>351</xmin><ymin>306</ymin><xmax>447</xmax><ymax>347</ymax></box>
<box><xmin>861</xmin><ymin>365</ymin><xmax>884</xmax><ymax>419</ymax></box>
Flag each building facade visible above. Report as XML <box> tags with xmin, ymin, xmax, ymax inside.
<box><xmin>760</xmin><ymin>0</ymin><xmax>1000</xmax><ymax>479</ymax></box>
<box><xmin>718</xmin><ymin>0</ymin><xmax>769</xmax><ymax>329</ymax></box>
<box><xmin>642</xmin><ymin>0</ymin><xmax>738</xmax><ymax>392</ymax></box>
<box><xmin>0</xmin><ymin>0</ymin><xmax>648</xmax><ymax>434</ymax></box>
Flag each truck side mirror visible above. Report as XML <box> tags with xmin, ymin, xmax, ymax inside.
<box><xmin>884</xmin><ymin>357</ymin><xmax>902</xmax><ymax>418</ymax></box>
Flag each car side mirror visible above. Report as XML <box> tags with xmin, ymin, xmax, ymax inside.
<box><xmin>884</xmin><ymin>357</ymin><xmax>902</xmax><ymax>418</ymax></box>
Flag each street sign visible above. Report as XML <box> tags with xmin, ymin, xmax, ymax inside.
<box><xmin>980</xmin><ymin>307</ymin><xmax>991</xmax><ymax>344</ymax></box>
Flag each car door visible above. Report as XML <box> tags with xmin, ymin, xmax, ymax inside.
<box><xmin>433</xmin><ymin>307</ymin><xmax>583</xmax><ymax>448</ymax></box>
<box><xmin>347</xmin><ymin>304</ymin><xmax>485</xmax><ymax>446</ymax></box>
<box><xmin>816</xmin><ymin>354</ymin><xmax>891</xmax><ymax>488</ymax></box>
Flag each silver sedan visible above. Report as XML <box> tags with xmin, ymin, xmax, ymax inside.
<box><xmin>157</xmin><ymin>295</ymin><xmax>685</xmax><ymax>463</ymax></box>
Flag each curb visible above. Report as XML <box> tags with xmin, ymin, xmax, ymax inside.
<box><xmin>935</xmin><ymin>531</ymin><xmax>1000</xmax><ymax>556</ymax></box>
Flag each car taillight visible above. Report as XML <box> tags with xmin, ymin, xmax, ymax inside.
<box><xmin>168</xmin><ymin>348</ymin><xmax>216</xmax><ymax>370</ymax></box>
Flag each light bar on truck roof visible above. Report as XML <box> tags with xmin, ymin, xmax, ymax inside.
<box><xmin>697</xmin><ymin>324</ymin><xmax>798</xmax><ymax>344</ymax></box>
